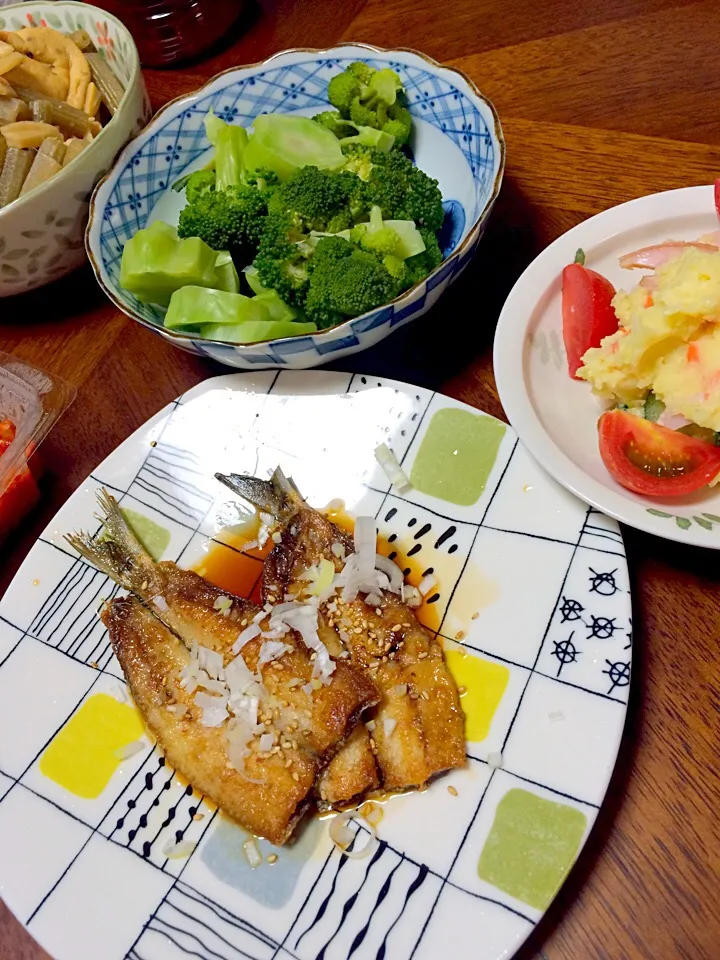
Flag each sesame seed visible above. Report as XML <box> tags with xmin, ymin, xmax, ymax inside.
<box><xmin>241</xmin><ymin>618</ymin><xmax>248</xmax><ymax>626</ymax></box>
<box><xmin>369</xmin><ymin>738</ymin><xmax>376</xmax><ymax>750</ymax></box>
<box><xmin>447</xmin><ymin>785</ymin><xmax>458</xmax><ymax>796</ymax></box>
<box><xmin>418</xmin><ymin>652</ymin><xmax>428</xmax><ymax>659</ymax></box>
<box><xmin>421</xmin><ymin>692</ymin><xmax>429</xmax><ymax>700</ymax></box>
<box><xmin>455</xmin><ymin>630</ymin><xmax>466</xmax><ymax>641</ymax></box>
<box><xmin>285</xmin><ymin>758</ymin><xmax>292</xmax><ymax>768</ymax></box>
<box><xmin>292</xmin><ymin>772</ymin><xmax>300</xmax><ymax>782</ymax></box>
<box><xmin>89</xmin><ymin>661</ymin><xmax>99</xmax><ymax>669</ymax></box>
<box><xmin>193</xmin><ymin>812</ymin><xmax>205</xmax><ymax>821</ymax></box>
<box><xmin>267</xmin><ymin>854</ymin><xmax>278</xmax><ymax>864</ymax></box>
<box><xmin>458</xmin><ymin>686</ymin><xmax>466</xmax><ymax>694</ymax></box>
<box><xmin>391</xmin><ymin>624</ymin><xmax>401</xmax><ymax>632</ymax></box>
<box><xmin>471</xmin><ymin>612</ymin><xmax>479</xmax><ymax>620</ymax></box>
<box><xmin>354</xmin><ymin>627</ymin><xmax>363</xmax><ymax>634</ymax></box>
<box><xmin>375</xmin><ymin>608</ymin><xmax>382</xmax><ymax>616</ymax></box>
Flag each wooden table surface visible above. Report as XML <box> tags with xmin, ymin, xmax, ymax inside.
<box><xmin>2</xmin><ymin>0</ymin><xmax>720</xmax><ymax>958</ymax></box>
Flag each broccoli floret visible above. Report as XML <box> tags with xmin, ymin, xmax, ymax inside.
<box><xmin>313</xmin><ymin>111</ymin><xmax>396</xmax><ymax>151</ymax></box>
<box><xmin>242</xmin><ymin>168</ymin><xmax>280</xmax><ymax>195</ymax></box>
<box><xmin>252</xmin><ymin>212</ymin><xmax>312</xmax><ymax>307</ymax></box>
<box><xmin>327</xmin><ymin>63</ymin><xmax>413</xmax><ymax>146</ymax></box>
<box><xmin>177</xmin><ymin>184</ymin><xmax>268</xmax><ymax>260</ymax></box>
<box><xmin>382</xmin><ymin>104</ymin><xmax>412</xmax><ymax>146</ymax></box>
<box><xmin>313</xmin><ymin>110</ymin><xmax>358</xmax><ymax>138</ymax></box>
<box><xmin>267</xmin><ymin>165</ymin><xmax>366</xmax><ymax>233</ymax></box>
<box><xmin>304</xmin><ymin>237</ymin><xmax>403</xmax><ymax>328</ymax></box>
<box><xmin>404</xmin><ymin>227</ymin><xmax>443</xmax><ymax>286</ymax></box>
<box><xmin>327</xmin><ymin>62</ymin><xmax>376</xmax><ymax>115</ymax></box>
<box><xmin>343</xmin><ymin>146</ymin><xmax>444</xmax><ymax>232</ymax></box>
<box><xmin>184</xmin><ymin>169</ymin><xmax>216</xmax><ymax>204</ymax></box>
<box><xmin>171</xmin><ymin>167</ymin><xmax>216</xmax><ymax>203</ymax></box>
<box><xmin>348</xmin><ymin>61</ymin><xmax>375</xmax><ymax>84</ymax></box>
<box><xmin>328</xmin><ymin>72</ymin><xmax>364</xmax><ymax>116</ymax></box>
<box><xmin>341</xmin><ymin>146</ymin><xmax>376</xmax><ymax>182</ymax></box>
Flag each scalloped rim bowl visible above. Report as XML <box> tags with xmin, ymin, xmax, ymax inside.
<box><xmin>86</xmin><ymin>44</ymin><xmax>505</xmax><ymax>369</ymax></box>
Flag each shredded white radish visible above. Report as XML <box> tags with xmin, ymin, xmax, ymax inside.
<box><xmin>374</xmin><ymin>443</ymin><xmax>412</xmax><ymax>492</ymax></box>
<box><xmin>272</xmin><ymin>531</ymin><xmax>282</xmax><ymax>543</ymax></box>
<box><xmin>151</xmin><ymin>595</ymin><xmax>168</xmax><ymax>612</ymax></box>
<box><xmin>374</xmin><ymin>554</ymin><xmax>403</xmax><ymax>593</ymax></box>
<box><xmin>213</xmin><ymin>595</ymin><xmax>232</xmax><ymax>615</ymax></box>
<box><xmin>194</xmin><ymin>691</ymin><xmax>229</xmax><ymax>727</ymax></box>
<box><xmin>418</xmin><ymin>574</ymin><xmax>437</xmax><ymax>596</ymax></box>
<box><xmin>331</xmin><ymin>541</ymin><xmax>346</xmax><ymax>558</ymax></box>
<box><xmin>163</xmin><ymin>839</ymin><xmax>196</xmax><ymax>859</ymax></box>
<box><xmin>487</xmin><ymin>751</ymin><xmax>504</xmax><ymax>769</ymax></box>
<box><xmin>114</xmin><ymin>739</ymin><xmax>147</xmax><ymax>760</ymax></box>
<box><xmin>232</xmin><ymin>622</ymin><xmax>261</xmax><ymax>654</ymax></box>
<box><xmin>167</xmin><ymin>703</ymin><xmax>189</xmax><ymax>718</ymax></box>
<box><xmin>329</xmin><ymin>810</ymin><xmax>378</xmax><ymax>859</ymax></box>
<box><xmin>393</xmin><ymin>683</ymin><xmax>408</xmax><ymax>697</ymax></box>
<box><xmin>383</xmin><ymin>717</ymin><xmax>397</xmax><ymax>738</ymax></box>
<box><xmin>258</xmin><ymin>732</ymin><xmax>275</xmax><ymax>752</ymax></box>
<box><xmin>302</xmin><ymin>682</ymin><xmax>314</xmax><ymax>695</ymax></box>
<box><xmin>257</xmin><ymin>640</ymin><xmax>292</xmax><ymax>668</ymax></box>
<box><xmin>195</xmin><ymin>644</ymin><xmax>224</xmax><ymax>680</ymax></box>
<box><xmin>243</xmin><ymin>837</ymin><xmax>263</xmax><ymax>868</ymax></box>
<box><xmin>269</xmin><ymin>601</ymin><xmax>335</xmax><ymax>682</ymax></box>
<box><xmin>354</xmin><ymin>516</ymin><xmax>377</xmax><ymax>580</ymax></box>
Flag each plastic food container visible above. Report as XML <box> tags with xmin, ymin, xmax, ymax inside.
<box><xmin>0</xmin><ymin>352</ymin><xmax>75</xmax><ymax>539</ymax></box>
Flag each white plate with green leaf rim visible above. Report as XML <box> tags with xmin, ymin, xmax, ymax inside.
<box><xmin>494</xmin><ymin>184</ymin><xmax>720</xmax><ymax>547</ymax></box>
<box><xmin>0</xmin><ymin>371</ymin><xmax>631</xmax><ymax>960</ymax></box>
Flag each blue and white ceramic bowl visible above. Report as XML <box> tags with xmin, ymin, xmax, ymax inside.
<box><xmin>86</xmin><ymin>44</ymin><xmax>505</xmax><ymax>369</ymax></box>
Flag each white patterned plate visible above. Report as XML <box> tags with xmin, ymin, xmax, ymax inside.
<box><xmin>0</xmin><ymin>372</ymin><xmax>631</xmax><ymax>960</ymax></box>
<box><xmin>494</xmin><ymin>184</ymin><xmax>720</xmax><ymax>547</ymax></box>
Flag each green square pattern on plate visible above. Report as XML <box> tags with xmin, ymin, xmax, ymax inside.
<box><xmin>410</xmin><ymin>408</ymin><xmax>506</xmax><ymax>506</ymax></box>
<box><xmin>477</xmin><ymin>787</ymin><xmax>587</xmax><ymax>910</ymax></box>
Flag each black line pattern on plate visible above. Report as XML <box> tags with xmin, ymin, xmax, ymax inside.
<box><xmin>286</xmin><ymin>828</ymin><xmax>436</xmax><ymax>960</ymax></box>
<box><xmin>129</xmin><ymin>880</ymin><xmax>282</xmax><ymax>960</ymax></box>
<box><xmin>130</xmin><ymin>442</ymin><xmax>215</xmax><ymax>527</ymax></box>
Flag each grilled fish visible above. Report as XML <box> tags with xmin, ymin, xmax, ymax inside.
<box><xmin>68</xmin><ymin>490</ymin><xmax>379</xmax><ymax>842</ymax></box>
<box><xmin>104</xmin><ymin>596</ymin><xmax>314</xmax><ymax>844</ymax></box>
<box><xmin>217</xmin><ymin>469</ymin><xmax>467</xmax><ymax>800</ymax></box>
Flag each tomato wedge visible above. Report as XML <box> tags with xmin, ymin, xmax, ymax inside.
<box><xmin>562</xmin><ymin>263</ymin><xmax>619</xmax><ymax>378</ymax></box>
<box><xmin>598</xmin><ymin>410</ymin><xmax>720</xmax><ymax>496</ymax></box>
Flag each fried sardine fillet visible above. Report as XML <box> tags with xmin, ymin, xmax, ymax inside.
<box><xmin>217</xmin><ymin>469</ymin><xmax>466</xmax><ymax>804</ymax></box>
<box><xmin>104</xmin><ymin>596</ymin><xmax>314</xmax><ymax>844</ymax></box>
<box><xmin>68</xmin><ymin>491</ymin><xmax>378</xmax><ymax>843</ymax></box>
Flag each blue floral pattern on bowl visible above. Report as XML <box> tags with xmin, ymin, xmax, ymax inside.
<box><xmin>87</xmin><ymin>44</ymin><xmax>505</xmax><ymax>369</ymax></box>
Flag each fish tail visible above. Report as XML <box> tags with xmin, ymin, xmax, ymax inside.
<box><xmin>215</xmin><ymin>466</ymin><xmax>302</xmax><ymax>519</ymax></box>
<box><xmin>65</xmin><ymin>489</ymin><xmax>158</xmax><ymax>594</ymax></box>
